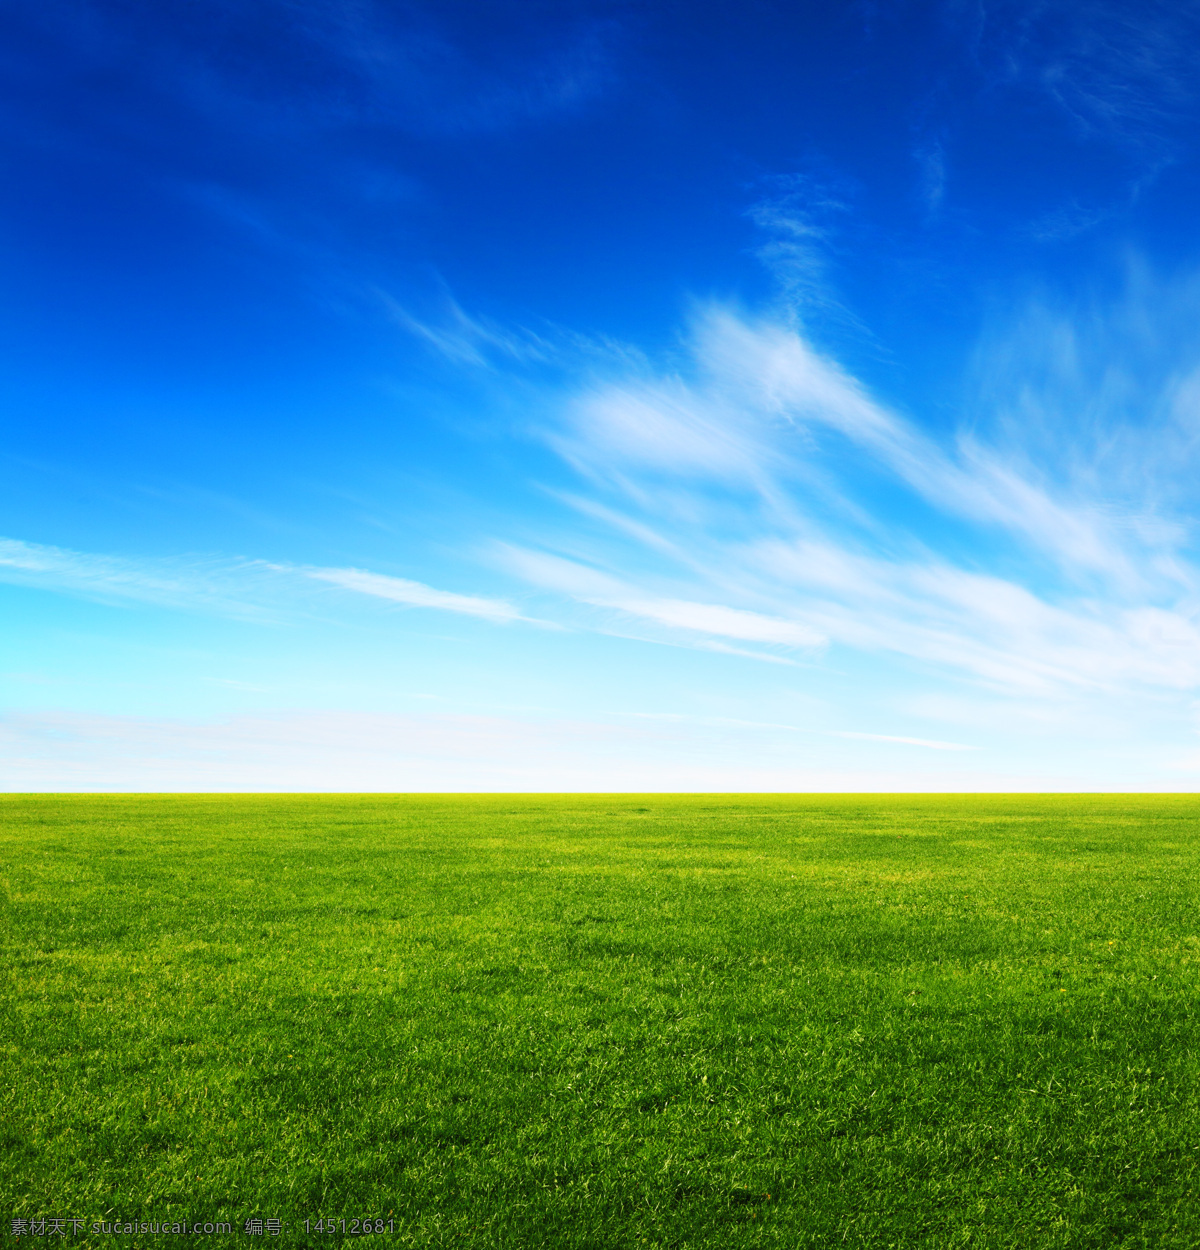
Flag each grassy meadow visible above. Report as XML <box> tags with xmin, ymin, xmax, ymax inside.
<box><xmin>3</xmin><ymin>793</ymin><xmax>1200</xmax><ymax>1246</ymax></box>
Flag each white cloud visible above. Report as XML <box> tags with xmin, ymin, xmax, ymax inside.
<box><xmin>380</xmin><ymin>291</ymin><xmax>552</xmax><ymax>367</ymax></box>
<box><xmin>0</xmin><ymin>537</ymin><xmax>277</xmax><ymax>619</ymax></box>
<box><xmin>15</xmin><ymin>292</ymin><xmax>1200</xmax><ymax>758</ymax></box>
<box><xmin>694</xmin><ymin>641</ymin><xmax>800</xmax><ymax>666</ymax></box>
<box><xmin>0</xmin><ymin>536</ymin><xmax>522</xmax><ymax>627</ymax></box>
<box><xmin>14</xmin><ymin>286</ymin><xmax>1200</xmax><ymax>784</ymax></box>
<box><xmin>305</xmin><ymin>566</ymin><xmax>519</xmax><ymax>622</ymax></box>
<box><xmin>496</xmin><ymin>544</ymin><xmax>824</xmax><ymax>652</ymax></box>
<box><xmin>548</xmin><ymin>305</ymin><xmax>1133</xmax><ymax>583</ymax></box>
<box><xmin>609</xmin><ymin>597</ymin><xmax>822</xmax><ymax>648</ymax></box>
<box><xmin>510</xmin><ymin>297</ymin><xmax>1200</xmax><ymax>719</ymax></box>
<box><xmin>746</xmin><ymin>172</ymin><xmax>861</xmax><ymax>326</ymax></box>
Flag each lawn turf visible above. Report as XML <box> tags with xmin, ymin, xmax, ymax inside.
<box><xmin>2</xmin><ymin>793</ymin><xmax>1200</xmax><ymax>1247</ymax></box>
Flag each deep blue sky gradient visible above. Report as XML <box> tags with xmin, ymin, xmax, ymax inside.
<box><xmin>5</xmin><ymin>0</ymin><xmax>1200</xmax><ymax>788</ymax></box>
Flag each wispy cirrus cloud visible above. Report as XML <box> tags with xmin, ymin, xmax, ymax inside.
<box><xmin>0</xmin><ymin>537</ymin><xmax>281</xmax><ymax>620</ymax></box>
<box><xmin>35</xmin><ymin>0</ymin><xmax>621</xmax><ymax>144</ymax></box>
<box><xmin>305</xmin><ymin>565</ymin><xmax>520</xmax><ymax>623</ymax></box>
<box><xmin>0</xmin><ymin>536</ymin><xmax>522</xmax><ymax>626</ymax></box>
<box><xmin>378</xmin><ymin>290</ymin><xmax>555</xmax><ymax>368</ymax></box>
<box><xmin>496</xmin><ymin>290</ymin><xmax>1200</xmax><ymax>710</ymax></box>
<box><xmin>26</xmin><ymin>283</ymin><xmax>1195</xmax><ymax>717</ymax></box>
<box><xmin>543</xmin><ymin>304</ymin><xmax>1135</xmax><ymax>582</ymax></box>
<box><xmin>15</xmin><ymin>278</ymin><xmax>1200</xmax><ymax>758</ymax></box>
<box><xmin>746</xmin><ymin>173</ymin><xmax>859</xmax><ymax>324</ymax></box>
<box><xmin>378</xmin><ymin>270</ymin><xmax>1200</xmax><ymax>704</ymax></box>
<box><xmin>496</xmin><ymin>543</ymin><xmax>825</xmax><ymax>652</ymax></box>
<box><xmin>985</xmin><ymin>0</ymin><xmax>1200</xmax><ymax>147</ymax></box>
<box><xmin>937</xmin><ymin>0</ymin><xmax>1200</xmax><ymax>164</ymax></box>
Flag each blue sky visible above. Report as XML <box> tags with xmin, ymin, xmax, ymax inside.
<box><xmin>5</xmin><ymin>0</ymin><xmax>1200</xmax><ymax>789</ymax></box>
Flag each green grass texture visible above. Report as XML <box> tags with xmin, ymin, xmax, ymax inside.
<box><xmin>3</xmin><ymin>794</ymin><xmax>1200</xmax><ymax>1247</ymax></box>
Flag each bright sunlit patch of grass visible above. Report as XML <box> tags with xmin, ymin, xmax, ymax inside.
<box><xmin>2</xmin><ymin>793</ymin><xmax>1200</xmax><ymax>1246</ymax></box>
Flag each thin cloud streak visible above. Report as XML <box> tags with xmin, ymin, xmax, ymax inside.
<box><xmin>627</xmin><ymin>712</ymin><xmax>974</xmax><ymax>750</ymax></box>
<box><xmin>0</xmin><ymin>536</ymin><xmax>521</xmax><ymax>626</ymax></box>
<box><xmin>305</xmin><ymin>566</ymin><xmax>519</xmax><ymax>622</ymax></box>
<box><xmin>0</xmin><ymin>537</ymin><xmax>281</xmax><ymax>620</ymax></box>
<box><xmin>828</xmin><ymin>731</ymin><xmax>975</xmax><ymax>751</ymax></box>
<box><xmin>496</xmin><ymin>543</ymin><xmax>825</xmax><ymax>652</ymax></box>
<box><xmin>0</xmin><ymin>708</ymin><xmax>1107</xmax><ymax>792</ymax></box>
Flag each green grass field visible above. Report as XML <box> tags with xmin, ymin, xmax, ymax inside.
<box><xmin>3</xmin><ymin>794</ymin><xmax>1200</xmax><ymax>1247</ymax></box>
